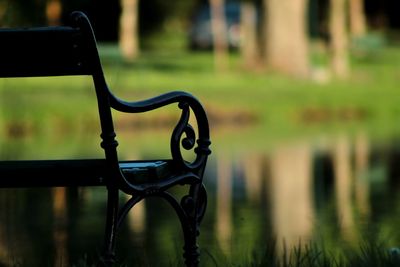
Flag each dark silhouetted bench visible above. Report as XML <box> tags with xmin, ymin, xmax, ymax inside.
<box><xmin>0</xmin><ymin>11</ymin><xmax>211</xmax><ymax>267</ymax></box>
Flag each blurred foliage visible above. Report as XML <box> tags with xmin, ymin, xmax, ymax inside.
<box><xmin>351</xmin><ymin>33</ymin><xmax>387</xmax><ymax>62</ymax></box>
<box><xmin>0</xmin><ymin>0</ymin><xmax>47</xmax><ymax>26</ymax></box>
<box><xmin>0</xmin><ymin>0</ymin><xmax>200</xmax><ymax>40</ymax></box>
<box><xmin>139</xmin><ymin>0</ymin><xmax>197</xmax><ymax>34</ymax></box>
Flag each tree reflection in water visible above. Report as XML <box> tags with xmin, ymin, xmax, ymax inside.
<box><xmin>216</xmin><ymin>154</ymin><xmax>233</xmax><ymax>255</ymax></box>
<box><xmin>269</xmin><ymin>144</ymin><xmax>314</xmax><ymax>253</ymax></box>
<box><xmin>52</xmin><ymin>187</ymin><xmax>68</xmax><ymax>267</ymax></box>
<box><xmin>333</xmin><ymin>135</ymin><xmax>356</xmax><ymax>242</ymax></box>
<box><xmin>354</xmin><ymin>132</ymin><xmax>370</xmax><ymax>218</ymax></box>
<box><xmin>0</xmin><ymin>133</ymin><xmax>400</xmax><ymax>265</ymax></box>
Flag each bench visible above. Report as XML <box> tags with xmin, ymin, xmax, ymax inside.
<box><xmin>0</xmin><ymin>11</ymin><xmax>211</xmax><ymax>267</ymax></box>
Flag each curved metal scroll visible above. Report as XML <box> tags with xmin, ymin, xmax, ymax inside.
<box><xmin>109</xmin><ymin>91</ymin><xmax>211</xmax><ymax>168</ymax></box>
<box><xmin>108</xmin><ymin>91</ymin><xmax>212</xmax><ymax>192</ymax></box>
<box><xmin>116</xmin><ymin>184</ymin><xmax>208</xmax><ymax>243</ymax></box>
<box><xmin>171</xmin><ymin>102</ymin><xmax>208</xmax><ymax>171</ymax></box>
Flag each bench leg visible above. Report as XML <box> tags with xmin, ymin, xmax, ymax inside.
<box><xmin>98</xmin><ymin>184</ymin><xmax>207</xmax><ymax>267</ymax></box>
<box><xmin>183</xmin><ymin>228</ymin><xmax>200</xmax><ymax>267</ymax></box>
<box><xmin>182</xmin><ymin>184</ymin><xmax>207</xmax><ymax>267</ymax></box>
<box><xmin>99</xmin><ymin>186</ymin><xmax>119</xmax><ymax>267</ymax></box>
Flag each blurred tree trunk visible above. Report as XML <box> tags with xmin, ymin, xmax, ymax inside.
<box><xmin>349</xmin><ymin>0</ymin><xmax>366</xmax><ymax>38</ymax></box>
<box><xmin>210</xmin><ymin>0</ymin><xmax>229</xmax><ymax>71</ymax></box>
<box><xmin>240</xmin><ymin>1</ymin><xmax>259</xmax><ymax>69</ymax></box>
<box><xmin>119</xmin><ymin>0</ymin><xmax>139</xmax><ymax>62</ymax></box>
<box><xmin>329</xmin><ymin>0</ymin><xmax>349</xmax><ymax>78</ymax></box>
<box><xmin>263</xmin><ymin>0</ymin><xmax>309</xmax><ymax>78</ymax></box>
<box><xmin>46</xmin><ymin>0</ymin><xmax>62</xmax><ymax>26</ymax></box>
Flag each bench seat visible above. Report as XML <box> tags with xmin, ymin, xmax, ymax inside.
<box><xmin>0</xmin><ymin>159</ymin><xmax>176</xmax><ymax>188</ymax></box>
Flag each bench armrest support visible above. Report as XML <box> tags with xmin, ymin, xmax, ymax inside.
<box><xmin>110</xmin><ymin>91</ymin><xmax>211</xmax><ymax>172</ymax></box>
<box><xmin>108</xmin><ymin>90</ymin><xmax>211</xmax><ymax>188</ymax></box>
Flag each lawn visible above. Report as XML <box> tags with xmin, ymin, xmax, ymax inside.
<box><xmin>1</xmin><ymin>43</ymin><xmax>400</xmax><ymax>153</ymax></box>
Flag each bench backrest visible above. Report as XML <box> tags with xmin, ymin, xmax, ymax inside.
<box><xmin>0</xmin><ymin>27</ymin><xmax>90</xmax><ymax>77</ymax></box>
<box><xmin>0</xmin><ymin>12</ymin><xmax>101</xmax><ymax>78</ymax></box>
<box><xmin>0</xmin><ymin>12</ymin><xmax>120</xmax><ymax>173</ymax></box>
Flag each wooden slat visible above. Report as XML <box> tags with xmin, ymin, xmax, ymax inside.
<box><xmin>0</xmin><ymin>159</ymin><xmax>172</xmax><ymax>188</ymax></box>
<box><xmin>0</xmin><ymin>26</ymin><xmax>91</xmax><ymax>77</ymax></box>
<box><xmin>0</xmin><ymin>159</ymin><xmax>107</xmax><ymax>187</ymax></box>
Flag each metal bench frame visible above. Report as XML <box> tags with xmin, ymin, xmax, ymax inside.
<box><xmin>0</xmin><ymin>11</ymin><xmax>211</xmax><ymax>267</ymax></box>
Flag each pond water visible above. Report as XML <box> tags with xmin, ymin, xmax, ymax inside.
<box><xmin>0</xmin><ymin>127</ymin><xmax>399</xmax><ymax>267</ymax></box>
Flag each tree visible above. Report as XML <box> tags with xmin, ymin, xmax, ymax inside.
<box><xmin>119</xmin><ymin>0</ymin><xmax>140</xmax><ymax>62</ymax></box>
<box><xmin>46</xmin><ymin>0</ymin><xmax>62</xmax><ymax>26</ymax></box>
<box><xmin>210</xmin><ymin>0</ymin><xmax>229</xmax><ymax>71</ymax></box>
<box><xmin>263</xmin><ymin>0</ymin><xmax>310</xmax><ymax>78</ymax></box>
<box><xmin>349</xmin><ymin>0</ymin><xmax>367</xmax><ymax>38</ymax></box>
<box><xmin>329</xmin><ymin>0</ymin><xmax>349</xmax><ymax>78</ymax></box>
<box><xmin>240</xmin><ymin>0</ymin><xmax>259</xmax><ymax>69</ymax></box>
<box><xmin>0</xmin><ymin>0</ymin><xmax>46</xmax><ymax>26</ymax></box>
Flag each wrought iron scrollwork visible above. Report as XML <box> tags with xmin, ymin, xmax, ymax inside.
<box><xmin>113</xmin><ymin>183</ymin><xmax>207</xmax><ymax>267</ymax></box>
<box><xmin>168</xmin><ymin>98</ymin><xmax>211</xmax><ymax>173</ymax></box>
<box><xmin>105</xmin><ymin>91</ymin><xmax>211</xmax><ymax>192</ymax></box>
<box><xmin>171</xmin><ymin>102</ymin><xmax>202</xmax><ymax>171</ymax></box>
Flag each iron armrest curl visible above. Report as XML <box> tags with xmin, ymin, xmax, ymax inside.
<box><xmin>108</xmin><ymin>90</ymin><xmax>211</xmax><ymax>194</ymax></box>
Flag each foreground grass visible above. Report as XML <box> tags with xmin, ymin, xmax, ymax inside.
<box><xmin>246</xmin><ymin>242</ymin><xmax>400</xmax><ymax>267</ymax></box>
<box><xmin>203</xmin><ymin>241</ymin><xmax>400</xmax><ymax>267</ymax></box>
<box><xmin>67</xmin><ymin>241</ymin><xmax>400</xmax><ymax>267</ymax></box>
<box><xmin>3</xmin><ymin>240</ymin><xmax>399</xmax><ymax>267</ymax></box>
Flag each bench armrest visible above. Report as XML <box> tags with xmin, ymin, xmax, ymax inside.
<box><xmin>109</xmin><ymin>90</ymin><xmax>211</xmax><ymax>173</ymax></box>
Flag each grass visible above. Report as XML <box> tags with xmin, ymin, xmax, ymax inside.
<box><xmin>2</xmin><ymin>241</ymin><xmax>399</xmax><ymax>267</ymax></box>
<box><xmin>8</xmin><ymin>240</ymin><xmax>395</xmax><ymax>267</ymax></box>
<box><xmin>254</xmin><ymin>243</ymin><xmax>400</xmax><ymax>267</ymax></box>
<box><xmin>97</xmin><ymin>44</ymin><xmax>400</xmax><ymax>149</ymax></box>
<box><xmin>2</xmin><ymin>44</ymin><xmax>400</xmax><ymax>157</ymax></box>
<box><xmin>205</xmin><ymin>240</ymin><xmax>400</xmax><ymax>267</ymax></box>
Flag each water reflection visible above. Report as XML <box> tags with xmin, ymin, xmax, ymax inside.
<box><xmin>126</xmin><ymin>196</ymin><xmax>146</xmax><ymax>236</ymax></box>
<box><xmin>269</xmin><ymin>144</ymin><xmax>314</xmax><ymax>252</ymax></box>
<box><xmin>52</xmin><ymin>187</ymin><xmax>68</xmax><ymax>267</ymax></box>
<box><xmin>242</xmin><ymin>153</ymin><xmax>263</xmax><ymax>204</ymax></box>
<box><xmin>354</xmin><ymin>132</ymin><xmax>370</xmax><ymax>218</ymax></box>
<box><xmin>0</xmin><ymin>132</ymin><xmax>400</xmax><ymax>266</ymax></box>
<box><xmin>333</xmin><ymin>135</ymin><xmax>356</xmax><ymax>242</ymax></box>
<box><xmin>215</xmin><ymin>154</ymin><xmax>233</xmax><ymax>255</ymax></box>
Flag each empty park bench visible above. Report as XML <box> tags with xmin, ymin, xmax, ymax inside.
<box><xmin>0</xmin><ymin>11</ymin><xmax>211</xmax><ymax>267</ymax></box>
